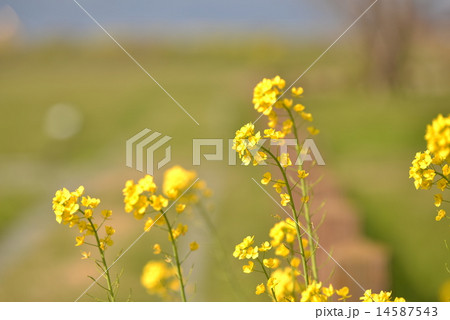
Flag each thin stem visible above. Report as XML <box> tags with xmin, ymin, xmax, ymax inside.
<box><xmin>86</xmin><ymin>216</ymin><xmax>115</xmax><ymax>302</ymax></box>
<box><xmin>162</xmin><ymin>211</ymin><xmax>187</xmax><ymax>302</ymax></box>
<box><xmin>284</xmin><ymin>106</ymin><xmax>319</xmax><ymax>282</ymax></box>
<box><xmin>260</xmin><ymin>146</ymin><xmax>310</xmax><ymax>286</ymax></box>
<box><xmin>257</xmin><ymin>258</ymin><xmax>278</xmax><ymax>302</ymax></box>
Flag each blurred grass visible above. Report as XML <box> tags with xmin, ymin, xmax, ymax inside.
<box><xmin>0</xmin><ymin>37</ymin><xmax>449</xmax><ymax>301</ymax></box>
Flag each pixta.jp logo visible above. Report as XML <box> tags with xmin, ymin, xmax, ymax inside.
<box><xmin>126</xmin><ymin>129</ymin><xmax>172</xmax><ymax>175</ymax></box>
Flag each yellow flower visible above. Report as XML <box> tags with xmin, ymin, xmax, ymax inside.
<box><xmin>263</xmin><ymin>258</ymin><xmax>280</xmax><ymax>269</ymax></box>
<box><xmin>301</xmin><ymin>112</ymin><xmax>313</xmax><ymax>122</ymax></box>
<box><xmin>269</xmin><ymin>219</ymin><xmax>297</xmax><ymax>247</ymax></box>
<box><xmin>252</xmin><ymin>76</ymin><xmax>285</xmax><ymax>116</ymax></box>
<box><xmin>443</xmin><ymin>164</ymin><xmax>450</xmax><ymax>177</ymax></box>
<box><xmin>359</xmin><ymin>289</ymin><xmax>405</xmax><ymax>302</ymax></box>
<box><xmin>290</xmin><ymin>257</ymin><xmax>300</xmax><ymax>268</ymax></box>
<box><xmin>307</xmin><ymin>126</ymin><xmax>320</xmax><ymax>135</ymax></box>
<box><xmin>81</xmin><ymin>251</ymin><xmax>90</xmax><ymax>260</ymax></box>
<box><xmin>425</xmin><ymin>114</ymin><xmax>450</xmax><ymax>162</ymax></box>
<box><xmin>176</xmin><ymin>203</ymin><xmax>186</xmax><ymax>213</ymax></box>
<box><xmin>336</xmin><ymin>286</ymin><xmax>351</xmax><ymax>300</ymax></box>
<box><xmin>52</xmin><ymin>186</ymin><xmax>84</xmax><ymax>224</ymax></box>
<box><xmin>280</xmin><ymin>193</ymin><xmax>290</xmax><ymax>206</ymax></box>
<box><xmin>141</xmin><ymin>261</ymin><xmax>177</xmax><ymax>298</ymax></box>
<box><xmin>436</xmin><ymin>209</ymin><xmax>446</xmax><ymax>221</ymax></box>
<box><xmin>163</xmin><ymin>166</ymin><xmax>197</xmax><ymax>199</ymax></box>
<box><xmin>267</xmin><ymin>277</ymin><xmax>279</xmax><ymax>290</ymax></box>
<box><xmin>291</xmin><ymin>87</ymin><xmax>304</xmax><ymax>97</ymax></box>
<box><xmin>138</xmin><ymin>175</ymin><xmax>157</xmax><ymax>193</ymax></box>
<box><xmin>435</xmin><ymin>194</ymin><xmax>443</xmax><ymax>207</ymax></box>
<box><xmin>101</xmin><ymin>209</ymin><xmax>112</xmax><ymax>218</ymax></box>
<box><xmin>144</xmin><ymin>217</ymin><xmax>154</xmax><ymax>232</ymax></box>
<box><xmin>409</xmin><ymin>151</ymin><xmax>435</xmax><ymax>190</ymax></box>
<box><xmin>275</xmin><ymin>245</ymin><xmax>290</xmax><ymax>257</ymax></box>
<box><xmin>279</xmin><ymin>153</ymin><xmax>292</xmax><ymax>168</ymax></box>
<box><xmin>105</xmin><ymin>226</ymin><xmax>115</xmax><ymax>236</ymax></box>
<box><xmin>242</xmin><ymin>261</ymin><xmax>254</xmax><ymax>273</ymax></box>
<box><xmin>153</xmin><ymin>243</ymin><xmax>161</xmax><ymax>254</ymax></box>
<box><xmin>150</xmin><ymin>195</ymin><xmax>169</xmax><ymax>211</ymax></box>
<box><xmin>301</xmin><ymin>196</ymin><xmax>310</xmax><ymax>203</ymax></box>
<box><xmin>172</xmin><ymin>224</ymin><xmax>188</xmax><ymax>239</ymax></box>
<box><xmin>259</xmin><ymin>241</ymin><xmax>272</xmax><ymax>252</ymax></box>
<box><xmin>322</xmin><ymin>284</ymin><xmax>334</xmax><ymax>297</ymax></box>
<box><xmin>75</xmin><ymin>235</ymin><xmax>85</xmax><ymax>247</ymax></box>
<box><xmin>270</xmin><ymin>267</ymin><xmax>301</xmax><ymax>301</ymax></box>
<box><xmin>301</xmin><ymin>281</ymin><xmax>327</xmax><ymax>302</ymax></box>
<box><xmin>261</xmin><ymin>172</ymin><xmax>272</xmax><ymax>185</ymax></box>
<box><xmin>233</xmin><ymin>236</ymin><xmax>259</xmax><ymax>260</ymax></box>
<box><xmin>273</xmin><ymin>180</ymin><xmax>285</xmax><ymax>193</ymax></box>
<box><xmin>293</xmin><ymin>104</ymin><xmax>305</xmax><ymax>113</ymax></box>
<box><xmin>255</xmin><ymin>283</ymin><xmax>266</xmax><ymax>295</ymax></box>
<box><xmin>84</xmin><ymin>209</ymin><xmax>93</xmax><ymax>219</ymax></box>
<box><xmin>297</xmin><ymin>170</ymin><xmax>309</xmax><ymax>179</ymax></box>
<box><xmin>437</xmin><ymin>179</ymin><xmax>448</xmax><ymax>191</ymax></box>
<box><xmin>81</xmin><ymin>196</ymin><xmax>101</xmax><ymax>209</ymax></box>
<box><xmin>190</xmin><ymin>241</ymin><xmax>199</xmax><ymax>251</ymax></box>
<box><xmin>282</xmin><ymin>119</ymin><xmax>293</xmax><ymax>134</ymax></box>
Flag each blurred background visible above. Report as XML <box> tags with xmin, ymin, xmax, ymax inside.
<box><xmin>0</xmin><ymin>0</ymin><xmax>449</xmax><ymax>301</ymax></box>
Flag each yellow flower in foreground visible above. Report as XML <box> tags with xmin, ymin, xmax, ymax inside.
<box><xmin>190</xmin><ymin>241</ymin><xmax>199</xmax><ymax>251</ymax></box>
<box><xmin>267</xmin><ymin>277</ymin><xmax>279</xmax><ymax>290</ymax></box>
<box><xmin>141</xmin><ymin>261</ymin><xmax>177</xmax><ymax>298</ymax></box>
<box><xmin>263</xmin><ymin>258</ymin><xmax>280</xmax><ymax>269</ymax></box>
<box><xmin>322</xmin><ymin>284</ymin><xmax>334</xmax><ymax>298</ymax></box>
<box><xmin>81</xmin><ymin>196</ymin><xmax>100</xmax><ymax>209</ymax></box>
<box><xmin>255</xmin><ymin>283</ymin><xmax>266</xmax><ymax>295</ymax></box>
<box><xmin>75</xmin><ymin>235</ymin><xmax>85</xmax><ymax>247</ymax></box>
<box><xmin>291</xmin><ymin>87</ymin><xmax>304</xmax><ymax>96</ymax></box>
<box><xmin>233</xmin><ymin>236</ymin><xmax>259</xmax><ymax>260</ymax></box>
<box><xmin>273</xmin><ymin>180</ymin><xmax>284</xmax><ymax>193</ymax></box>
<box><xmin>436</xmin><ymin>209</ymin><xmax>446</xmax><ymax>221</ymax></box>
<box><xmin>360</xmin><ymin>289</ymin><xmax>405</xmax><ymax>302</ymax></box>
<box><xmin>153</xmin><ymin>243</ymin><xmax>161</xmax><ymax>254</ymax></box>
<box><xmin>425</xmin><ymin>114</ymin><xmax>450</xmax><ymax>162</ymax></box>
<box><xmin>259</xmin><ymin>241</ymin><xmax>272</xmax><ymax>252</ymax></box>
<box><xmin>437</xmin><ymin>179</ymin><xmax>448</xmax><ymax>191</ymax></box>
<box><xmin>280</xmin><ymin>193</ymin><xmax>290</xmax><ymax>206</ymax></box>
<box><xmin>144</xmin><ymin>217</ymin><xmax>154</xmax><ymax>232</ymax></box>
<box><xmin>81</xmin><ymin>251</ymin><xmax>90</xmax><ymax>260</ymax></box>
<box><xmin>434</xmin><ymin>194</ymin><xmax>443</xmax><ymax>207</ymax></box>
<box><xmin>307</xmin><ymin>126</ymin><xmax>320</xmax><ymax>135</ymax></box>
<box><xmin>84</xmin><ymin>209</ymin><xmax>93</xmax><ymax>219</ymax></box>
<box><xmin>242</xmin><ymin>261</ymin><xmax>254</xmax><ymax>274</ymax></box>
<box><xmin>301</xmin><ymin>112</ymin><xmax>313</xmax><ymax>122</ymax></box>
<box><xmin>172</xmin><ymin>224</ymin><xmax>188</xmax><ymax>239</ymax></box>
<box><xmin>279</xmin><ymin>153</ymin><xmax>292</xmax><ymax>168</ymax></box>
<box><xmin>150</xmin><ymin>195</ymin><xmax>169</xmax><ymax>211</ymax></box>
<box><xmin>101</xmin><ymin>210</ymin><xmax>112</xmax><ymax>218</ymax></box>
<box><xmin>336</xmin><ymin>286</ymin><xmax>351</xmax><ymax>300</ymax></box>
<box><xmin>163</xmin><ymin>165</ymin><xmax>197</xmax><ymax>199</ymax></box>
<box><xmin>443</xmin><ymin>164</ymin><xmax>450</xmax><ymax>177</ymax></box>
<box><xmin>275</xmin><ymin>245</ymin><xmax>290</xmax><ymax>257</ymax></box>
<box><xmin>301</xmin><ymin>281</ymin><xmax>327</xmax><ymax>302</ymax></box>
<box><xmin>261</xmin><ymin>172</ymin><xmax>272</xmax><ymax>185</ymax></box>
<box><xmin>52</xmin><ymin>186</ymin><xmax>84</xmax><ymax>224</ymax></box>
<box><xmin>176</xmin><ymin>203</ymin><xmax>186</xmax><ymax>213</ymax></box>
<box><xmin>297</xmin><ymin>170</ymin><xmax>309</xmax><ymax>179</ymax></box>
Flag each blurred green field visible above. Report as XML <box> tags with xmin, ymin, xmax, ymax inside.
<box><xmin>0</xmin><ymin>37</ymin><xmax>449</xmax><ymax>301</ymax></box>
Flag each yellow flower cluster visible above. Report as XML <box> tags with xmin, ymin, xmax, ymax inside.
<box><xmin>252</xmin><ymin>76</ymin><xmax>318</xmax><ymax>135</ymax></box>
<box><xmin>232</xmin><ymin>123</ymin><xmax>266</xmax><ymax>166</ymax></box>
<box><xmin>360</xmin><ymin>289</ymin><xmax>405</xmax><ymax>302</ymax></box>
<box><xmin>410</xmin><ymin>114</ymin><xmax>450</xmax><ymax>221</ymax></box>
<box><xmin>426</xmin><ymin>114</ymin><xmax>450</xmax><ymax>164</ymax></box>
<box><xmin>52</xmin><ymin>186</ymin><xmax>115</xmax><ymax>255</ymax></box>
<box><xmin>141</xmin><ymin>261</ymin><xmax>179</xmax><ymax>299</ymax></box>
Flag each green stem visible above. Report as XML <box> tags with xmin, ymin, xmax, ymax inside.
<box><xmin>285</xmin><ymin>106</ymin><xmax>319</xmax><ymax>282</ymax></box>
<box><xmin>257</xmin><ymin>258</ymin><xmax>278</xmax><ymax>302</ymax></box>
<box><xmin>86</xmin><ymin>217</ymin><xmax>115</xmax><ymax>302</ymax></box>
<box><xmin>260</xmin><ymin>146</ymin><xmax>310</xmax><ymax>286</ymax></box>
<box><xmin>162</xmin><ymin>211</ymin><xmax>187</xmax><ymax>302</ymax></box>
